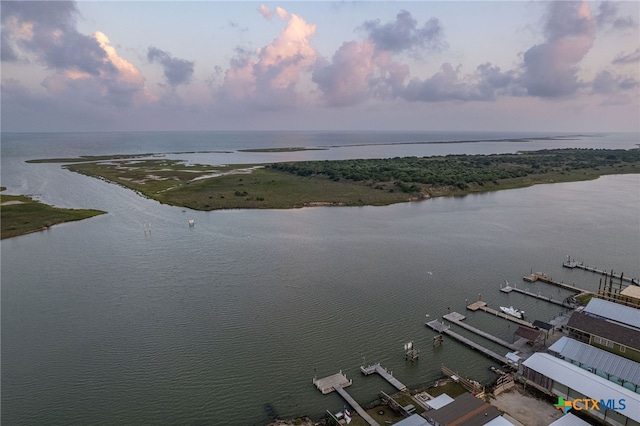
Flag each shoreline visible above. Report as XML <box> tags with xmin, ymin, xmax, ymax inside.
<box><xmin>54</xmin><ymin>147</ymin><xmax>640</xmax><ymax>212</ymax></box>
<box><xmin>0</xmin><ymin>190</ymin><xmax>106</xmax><ymax>240</ymax></box>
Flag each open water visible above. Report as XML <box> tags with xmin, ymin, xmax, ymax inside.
<box><xmin>1</xmin><ymin>131</ymin><xmax>639</xmax><ymax>425</ymax></box>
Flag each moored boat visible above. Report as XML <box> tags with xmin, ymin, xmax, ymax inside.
<box><xmin>500</xmin><ymin>305</ymin><xmax>524</xmax><ymax>319</ymax></box>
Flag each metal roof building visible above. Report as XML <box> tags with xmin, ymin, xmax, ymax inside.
<box><xmin>522</xmin><ymin>353</ymin><xmax>640</xmax><ymax>426</ymax></box>
<box><xmin>548</xmin><ymin>413</ymin><xmax>592</xmax><ymax>426</ymax></box>
<box><xmin>424</xmin><ymin>393</ymin><xmax>502</xmax><ymax>426</ymax></box>
<box><xmin>394</xmin><ymin>414</ymin><xmax>430</xmax><ymax>426</ymax></box>
<box><xmin>483</xmin><ymin>416</ymin><xmax>516</xmax><ymax>425</ymax></box>
<box><xmin>425</xmin><ymin>393</ymin><xmax>454</xmax><ymax>410</ymax></box>
<box><xmin>583</xmin><ymin>298</ymin><xmax>640</xmax><ymax>330</ymax></box>
<box><xmin>549</xmin><ymin>336</ymin><xmax>640</xmax><ymax>392</ymax></box>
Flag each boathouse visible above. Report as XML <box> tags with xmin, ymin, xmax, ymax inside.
<box><xmin>521</xmin><ymin>353</ymin><xmax>640</xmax><ymax>426</ymax></box>
<box><xmin>548</xmin><ymin>336</ymin><xmax>640</xmax><ymax>394</ymax></box>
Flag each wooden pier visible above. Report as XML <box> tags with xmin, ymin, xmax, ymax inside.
<box><xmin>333</xmin><ymin>386</ymin><xmax>380</xmax><ymax>426</ymax></box>
<box><xmin>425</xmin><ymin>319</ymin><xmax>511</xmax><ymax>366</ymax></box>
<box><xmin>313</xmin><ymin>372</ymin><xmax>380</xmax><ymax>426</ymax></box>
<box><xmin>466</xmin><ymin>301</ymin><xmax>534</xmax><ymax>328</ymax></box>
<box><xmin>501</xmin><ymin>284</ymin><xmax>576</xmax><ymax>308</ymax></box>
<box><xmin>522</xmin><ymin>272</ymin><xmax>587</xmax><ymax>293</ymax></box>
<box><xmin>360</xmin><ymin>363</ymin><xmax>407</xmax><ymax>392</ymax></box>
<box><xmin>313</xmin><ymin>372</ymin><xmax>352</xmax><ymax>394</ymax></box>
<box><xmin>443</xmin><ymin>312</ymin><xmax>516</xmax><ymax>350</ymax></box>
<box><xmin>563</xmin><ymin>257</ymin><xmax>638</xmax><ymax>285</ymax></box>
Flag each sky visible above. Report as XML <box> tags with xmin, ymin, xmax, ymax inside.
<box><xmin>1</xmin><ymin>1</ymin><xmax>639</xmax><ymax>132</ymax></box>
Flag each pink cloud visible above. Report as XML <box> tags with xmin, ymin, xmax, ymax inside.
<box><xmin>258</xmin><ymin>5</ymin><xmax>287</xmax><ymax>21</ymax></box>
<box><xmin>312</xmin><ymin>39</ymin><xmax>410</xmax><ymax>106</ymax></box>
<box><xmin>520</xmin><ymin>1</ymin><xmax>597</xmax><ymax>97</ymax></box>
<box><xmin>312</xmin><ymin>40</ymin><xmax>377</xmax><ymax>106</ymax></box>
<box><xmin>257</xmin><ymin>5</ymin><xmax>272</xmax><ymax>20</ymax></box>
<box><xmin>219</xmin><ymin>10</ymin><xmax>317</xmax><ymax>107</ymax></box>
<box><xmin>41</xmin><ymin>31</ymin><xmax>154</xmax><ymax>106</ymax></box>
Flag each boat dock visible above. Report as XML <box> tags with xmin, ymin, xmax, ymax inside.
<box><xmin>333</xmin><ymin>386</ymin><xmax>380</xmax><ymax>426</ymax></box>
<box><xmin>467</xmin><ymin>301</ymin><xmax>534</xmax><ymax>328</ymax></box>
<box><xmin>563</xmin><ymin>258</ymin><xmax>638</xmax><ymax>285</ymax></box>
<box><xmin>501</xmin><ymin>284</ymin><xmax>575</xmax><ymax>308</ymax></box>
<box><xmin>360</xmin><ymin>363</ymin><xmax>407</xmax><ymax>392</ymax></box>
<box><xmin>522</xmin><ymin>272</ymin><xmax>587</xmax><ymax>293</ymax></box>
<box><xmin>443</xmin><ymin>312</ymin><xmax>516</xmax><ymax>350</ymax></box>
<box><xmin>313</xmin><ymin>372</ymin><xmax>380</xmax><ymax>426</ymax></box>
<box><xmin>425</xmin><ymin>319</ymin><xmax>510</xmax><ymax>366</ymax></box>
<box><xmin>313</xmin><ymin>371</ymin><xmax>352</xmax><ymax>394</ymax></box>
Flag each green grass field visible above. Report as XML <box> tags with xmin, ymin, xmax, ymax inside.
<box><xmin>1</xmin><ymin>191</ymin><xmax>105</xmax><ymax>239</ymax></box>
<box><xmin>59</xmin><ymin>148</ymin><xmax>640</xmax><ymax>211</ymax></box>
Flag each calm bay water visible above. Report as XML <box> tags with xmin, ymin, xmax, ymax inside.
<box><xmin>1</xmin><ymin>131</ymin><xmax>639</xmax><ymax>425</ymax></box>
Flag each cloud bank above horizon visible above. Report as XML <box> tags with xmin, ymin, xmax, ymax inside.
<box><xmin>1</xmin><ymin>1</ymin><xmax>638</xmax><ymax>132</ymax></box>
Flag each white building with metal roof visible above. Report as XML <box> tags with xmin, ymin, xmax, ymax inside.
<box><xmin>483</xmin><ymin>416</ymin><xmax>517</xmax><ymax>425</ymax></box>
<box><xmin>522</xmin><ymin>353</ymin><xmax>640</xmax><ymax>426</ymax></box>
<box><xmin>583</xmin><ymin>298</ymin><xmax>640</xmax><ymax>330</ymax></box>
<box><xmin>424</xmin><ymin>393</ymin><xmax>454</xmax><ymax>410</ymax></box>
<box><xmin>549</xmin><ymin>413</ymin><xmax>592</xmax><ymax>426</ymax></box>
<box><xmin>549</xmin><ymin>336</ymin><xmax>640</xmax><ymax>393</ymax></box>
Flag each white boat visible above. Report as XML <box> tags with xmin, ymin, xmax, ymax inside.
<box><xmin>500</xmin><ymin>306</ymin><xmax>524</xmax><ymax>319</ymax></box>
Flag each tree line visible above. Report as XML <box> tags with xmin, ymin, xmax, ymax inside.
<box><xmin>268</xmin><ymin>148</ymin><xmax>640</xmax><ymax>192</ymax></box>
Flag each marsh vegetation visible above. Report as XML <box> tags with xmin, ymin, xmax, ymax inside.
<box><xmin>30</xmin><ymin>148</ymin><xmax>639</xmax><ymax>211</ymax></box>
<box><xmin>1</xmin><ymin>188</ymin><xmax>105</xmax><ymax>239</ymax></box>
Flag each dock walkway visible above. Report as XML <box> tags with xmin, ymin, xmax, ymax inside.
<box><xmin>313</xmin><ymin>372</ymin><xmax>380</xmax><ymax>426</ymax></box>
<box><xmin>522</xmin><ymin>272</ymin><xmax>588</xmax><ymax>293</ymax></box>
<box><xmin>443</xmin><ymin>312</ymin><xmax>516</xmax><ymax>350</ymax></box>
<box><xmin>501</xmin><ymin>285</ymin><xmax>575</xmax><ymax>308</ymax></box>
<box><xmin>563</xmin><ymin>259</ymin><xmax>638</xmax><ymax>285</ymax></box>
<box><xmin>360</xmin><ymin>363</ymin><xmax>407</xmax><ymax>392</ymax></box>
<box><xmin>426</xmin><ymin>319</ymin><xmax>510</xmax><ymax>366</ymax></box>
<box><xmin>334</xmin><ymin>386</ymin><xmax>380</xmax><ymax>426</ymax></box>
<box><xmin>467</xmin><ymin>301</ymin><xmax>534</xmax><ymax>328</ymax></box>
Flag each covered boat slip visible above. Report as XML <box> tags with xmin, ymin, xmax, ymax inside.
<box><xmin>522</xmin><ymin>353</ymin><xmax>640</xmax><ymax>426</ymax></box>
<box><xmin>549</xmin><ymin>336</ymin><xmax>640</xmax><ymax>393</ymax></box>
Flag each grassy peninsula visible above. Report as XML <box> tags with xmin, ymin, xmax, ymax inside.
<box><xmin>238</xmin><ymin>147</ymin><xmax>328</xmax><ymax>152</ymax></box>
<box><xmin>1</xmin><ymin>188</ymin><xmax>106</xmax><ymax>239</ymax></box>
<box><xmin>51</xmin><ymin>148</ymin><xmax>640</xmax><ymax>211</ymax></box>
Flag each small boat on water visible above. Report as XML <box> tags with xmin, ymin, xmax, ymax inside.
<box><xmin>500</xmin><ymin>305</ymin><xmax>524</xmax><ymax>319</ymax></box>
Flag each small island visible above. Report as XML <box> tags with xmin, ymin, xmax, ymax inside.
<box><xmin>1</xmin><ymin>187</ymin><xmax>106</xmax><ymax>239</ymax></box>
<box><xmin>34</xmin><ymin>148</ymin><xmax>639</xmax><ymax>212</ymax></box>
